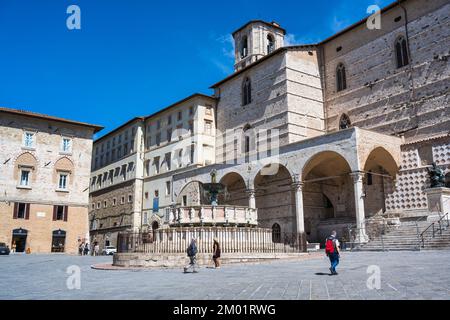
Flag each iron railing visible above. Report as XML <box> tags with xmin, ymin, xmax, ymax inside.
<box><xmin>117</xmin><ymin>227</ymin><xmax>307</xmax><ymax>254</ymax></box>
<box><xmin>419</xmin><ymin>213</ymin><xmax>449</xmax><ymax>248</ymax></box>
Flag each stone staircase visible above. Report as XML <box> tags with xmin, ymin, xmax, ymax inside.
<box><xmin>357</xmin><ymin>218</ymin><xmax>450</xmax><ymax>251</ymax></box>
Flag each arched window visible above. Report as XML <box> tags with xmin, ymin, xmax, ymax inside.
<box><xmin>267</xmin><ymin>34</ymin><xmax>275</xmax><ymax>54</ymax></box>
<box><xmin>242</xmin><ymin>77</ymin><xmax>252</xmax><ymax>106</ymax></box>
<box><xmin>336</xmin><ymin>63</ymin><xmax>347</xmax><ymax>92</ymax></box>
<box><xmin>339</xmin><ymin>114</ymin><xmax>351</xmax><ymax>130</ymax></box>
<box><xmin>240</xmin><ymin>36</ymin><xmax>248</xmax><ymax>59</ymax></box>
<box><xmin>272</xmin><ymin>223</ymin><xmax>281</xmax><ymax>243</ymax></box>
<box><xmin>395</xmin><ymin>36</ymin><xmax>409</xmax><ymax>68</ymax></box>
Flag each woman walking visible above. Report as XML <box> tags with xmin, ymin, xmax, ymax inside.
<box><xmin>213</xmin><ymin>238</ymin><xmax>221</xmax><ymax>269</ymax></box>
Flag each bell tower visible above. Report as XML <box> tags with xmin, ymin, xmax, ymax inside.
<box><xmin>232</xmin><ymin>20</ymin><xmax>286</xmax><ymax>72</ymax></box>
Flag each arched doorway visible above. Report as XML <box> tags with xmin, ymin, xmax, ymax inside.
<box><xmin>272</xmin><ymin>223</ymin><xmax>281</xmax><ymax>243</ymax></box>
<box><xmin>363</xmin><ymin>147</ymin><xmax>399</xmax><ymax>215</ymax></box>
<box><xmin>302</xmin><ymin>151</ymin><xmax>354</xmax><ymax>244</ymax></box>
<box><xmin>255</xmin><ymin>164</ymin><xmax>294</xmax><ymax>234</ymax></box>
<box><xmin>51</xmin><ymin>230</ymin><xmax>66</xmax><ymax>253</ymax></box>
<box><xmin>12</xmin><ymin>228</ymin><xmax>28</xmax><ymax>253</ymax></box>
<box><xmin>219</xmin><ymin>172</ymin><xmax>247</xmax><ymax>206</ymax></box>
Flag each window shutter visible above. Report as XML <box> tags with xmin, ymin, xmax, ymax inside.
<box><xmin>13</xmin><ymin>202</ymin><xmax>18</xmax><ymax>219</ymax></box>
<box><xmin>64</xmin><ymin>206</ymin><xmax>68</xmax><ymax>222</ymax></box>
<box><xmin>25</xmin><ymin>203</ymin><xmax>30</xmax><ymax>220</ymax></box>
<box><xmin>53</xmin><ymin>206</ymin><xmax>57</xmax><ymax>221</ymax></box>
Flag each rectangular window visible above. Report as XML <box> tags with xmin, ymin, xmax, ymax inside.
<box><xmin>23</xmin><ymin>132</ymin><xmax>35</xmax><ymax>148</ymax></box>
<box><xmin>182</xmin><ymin>196</ymin><xmax>187</xmax><ymax>207</ymax></box>
<box><xmin>205</xmin><ymin>106</ymin><xmax>213</xmax><ymax>116</ymax></box>
<box><xmin>61</xmin><ymin>138</ymin><xmax>72</xmax><ymax>153</ymax></box>
<box><xmin>113</xmin><ymin>198</ymin><xmax>117</xmax><ymax>206</ymax></box>
<box><xmin>20</xmin><ymin>170</ymin><xmax>30</xmax><ymax>186</ymax></box>
<box><xmin>121</xmin><ymin>196</ymin><xmax>125</xmax><ymax>205</ymax></box>
<box><xmin>97</xmin><ymin>202</ymin><xmax>101</xmax><ymax>209</ymax></box>
<box><xmin>14</xmin><ymin>203</ymin><xmax>30</xmax><ymax>220</ymax></box>
<box><xmin>145</xmin><ymin>160</ymin><xmax>151</xmax><ymax>177</ymax></box>
<box><xmin>177</xmin><ymin>111</ymin><xmax>182</xmax><ymax>121</ymax></box>
<box><xmin>165</xmin><ymin>153</ymin><xmax>171</xmax><ymax>171</ymax></box>
<box><xmin>154</xmin><ymin>157</ymin><xmax>160</xmax><ymax>174</ymax></box>
<box><xmin>168</xmin><ymin>115</ymin><xmax>172</xmax><ymax>125</ymax></box>
<box><xmin>58</xmin><ymin>173</ymin><xmax>68</xmax><ymax>190</ymax></box>
<box><xmin>167</xmin><ymin>129</ymin><xmax>172</xmax><ymax>143</ymax></box>
<box><xmin>204</xmin><ymin>121</ymin><xmax>212</xmax><ymax>135</ymax></box>
<box><xmin>53</xmin><ymin>205</ymin><xmax>67</xmax><ymax>221</ymax></box>
<box><xmin>128</xmin><ymin>195</ymin><xmax>133</xmax><ymax>203</ymax></box>
<box><xmin>103</xmin><ymin>201</ymin><xmax>107</xmax><ymax>208</ymax></box>
<box><xmin>190</xmin><ymin>144</ymin><xmax>195</xmax><ymax>164</ymax></box>
<box><xmin>165</xmin><ymin>181</ymin><xmax>171</xmax><ymax>196</ymax></box>
<box><xmin>124</xmin><ymin>143</ymin><xmax>128</xmax><ymax>155</ymax></box>
<box><xmin>189</xmin><ymin>106</ymin><xmax>194</xmax><ymax>116</ymax></box>
<box><xmin>156</xmin><ymin>133</ymin><xmax>161</xmax><ymax>147</ymax></box>
<box><xmin>157</xmin><ymin>120</ymin><xmax>161</xmax><ymax>130</ymax></box>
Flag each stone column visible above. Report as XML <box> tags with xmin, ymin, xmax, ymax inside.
<box><xmin>292</xmin><ymin>180</ymin><xmax>307</xmax><ymax>252</ymax></box>
<box><xmin>247</xmin><ymin>189</ymin><xmax>256</xmax><ymax>210</ymax></box>
<box><xmin>350</xmin><ymin>172</ymin><xmax>369</xmax><ymax>243</ymax></box>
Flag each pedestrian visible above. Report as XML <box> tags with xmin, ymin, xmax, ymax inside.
<box><xmin>184</xmin><ymin>238</ymin><xmax>199</xmax><ymax>273</ymax></box>
<box><xmin>213</xmin><ymin>238</ymin><xmax>221</xmax><ymax>269</ymax></box>
<box><xmin>83</xmin><ymin>243</ymin><xmax>90</xmax><ymax>256</ymax></box>
<box><xmin>80</xmin><ymin>242</ymin><xmax>85</xmax><ymax>256</ymax></box>
<box><xmin>325</xmin><ymin>231</ymin><xmax>340</xmax><ymax>275</ymax></box>
<box><xmin>94</xmin><ymin>243</ymin><xmax>100</xmax><ymax>256</ymax></box>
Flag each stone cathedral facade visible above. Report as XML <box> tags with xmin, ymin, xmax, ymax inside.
<box><xmin>89</xmin><ymin>0</ymin><xmax>450</xmax><ymax>249</ymax></box>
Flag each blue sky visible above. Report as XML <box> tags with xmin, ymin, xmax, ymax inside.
<box><xmin>0</xmin><ymin>0</ymin><xmax>393</xmax><ymax>138</ymax></box>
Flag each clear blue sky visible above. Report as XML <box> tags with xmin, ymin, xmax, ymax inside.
<box><xmin>0</xmin><ymin>0</ymin><xmax>393</xmax><ymax>138</ymax></box>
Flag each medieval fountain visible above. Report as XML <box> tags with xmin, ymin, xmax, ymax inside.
<box><xmin>113</xmin><ymin>170</ymin><xmax>306</xmax><ymax>268</ymax></box>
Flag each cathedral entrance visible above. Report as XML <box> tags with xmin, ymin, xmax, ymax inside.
<box><xmin>302</xmin><ymin>151</ymin><xmax>355</xmax><ymax>245</ymax></box>
<box><xmin>12</xmin><ymin>228</ymin><xmax>28</xmax><ymax>253</ymax></box>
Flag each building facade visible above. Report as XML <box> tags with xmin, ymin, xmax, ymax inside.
<box><xmin>0</xmin><ymin>108</ymin><xmax>102</xmax><ymax>254</ymax></box>
<box><xmin>92</xmin><ymin>0</ymin><xmax>450</xmax><ymax>247</ymax></box>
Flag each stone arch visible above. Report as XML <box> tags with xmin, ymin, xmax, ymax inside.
<box><xmin>54</xmin><ymin>157</ymin><xmax>75</xmax><ymax>185</ymax></box>
<box><xmin>254</xmin><ymin>164</ymin><xmax>295</xmax><ymax>233</ymax></box>
<box><xmin>176</xmin><ymin>181</ymin><xmax>208</xmax><ymax>206</ymax></box>
<box><xmin>219</xmin><ymin>172</ymin><xmax>248</xmax><ymax>206</ymax></box>
<box><xmin>363</xmin><ymin>147</ymin><xmax>400</xmax><ymax>217</ymax></box>
<box><xmin>14</xmin><ymin>152</ymin><xmax>38</xmax><ymax>182</ymax></box>
<box><xmin>301</xmin><ymin>151</ymin><xmax>355</xmax><ymax>244</ymax></box>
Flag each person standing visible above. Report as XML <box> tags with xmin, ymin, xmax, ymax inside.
<box><xmin>213</xmin><ymin>238</ymin><xmax>221</xmax><ymax>269</ymax></box>
<box><xmin>83</xmin><ymin>243</ymin><xmax>90</xmax><ymax>256</ymax></box>
<box><xmin>94</xmin><ymin>243</ymin><xmax>100</xmax><ymax>256</ymax></box>
<box><xmin>325</xmin><ymin>231</ymin><xmax>341</xmax><ymax>275</ymax></box>
<box><xmin>184</xmin><ymin>238</ymin><xmax>198</xmax><ymax>273</ymax></box>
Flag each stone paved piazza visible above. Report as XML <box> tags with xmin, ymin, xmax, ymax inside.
<box><xmin>1</xmin><ymin>251</ymin><xmax>449</xmax><ymax>300</ymax></box>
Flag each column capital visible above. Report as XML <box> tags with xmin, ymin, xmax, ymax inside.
<box><xmin>291</xmin><ymin>181</ymin><xmax>304</xmax><ymax>192</ymax></box>
<box><xmin>350</xmin><ymin>171</ymin><xmax>365</xmax><ymax>183</ymax></box>
<box><xmin>246</xmin><ymin>189</ymin><xmax>256</xmax><ymax>196</ymax></box>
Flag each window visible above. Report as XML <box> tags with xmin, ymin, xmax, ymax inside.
<box><xmin>103</xmin><ymin>201</ymin><xmax>107</xmax><ymax>208</ymax></box>
<box><xmin>190</xmin><ymin>144</ymin><xmax>195</xmax><ymax>164</ymax></box>
<box><xmin>112</xmin><ymin>198</ymin><xmax>117</xmax><ymax>206</ymax></box>
<box><xmin>58</xmin><ymin>173</ymin><xmax>68</xmax><ymax>190</ymax></box>
<box><xmin>205</xmin><ymin>106</ymin><xmax>213</xmax><ymax>116</ymax></box>
<box><xmin>418</xmin><ymin>145</ymin><xmax>433</xmax><ymax>166</ymax></box>
<box><xmin>242</xmin><ymin>77</ymin><xmax>252</xmax><ymax>105</ymax></box>
<box><xmin>157</xmin><ymin>120</ymin><xmax>161</xmax><ymax>130</ymax></box>
<box><xmin>145</xmin><ymin>160</ymin><xmax>151</xmax><ymax>177</ymax></box>
<box><xmin>189</xmin><ymin>106</ymin><xmax>194</xmax><ymax>116</ymax></box>
<box><xmin>267</xmin><ymin>34</ymin><xmax>275</xmax><ymax>54</ymax></box>
<box><xmin>123</xmin><ymin>143</ymin><xmax>128</xmax><ymax>155</ymax></box>
<box><xmin>167</xmin><ymin>129</ymin><xmax>172</xmax><ymax>143</ymax></box>
<box><xmin>395</xmin><ymin>36</ymin><xmax>409</xmax><ymax>68</ymax></box>
<box><xmin>240</xmin><ymin>36</ymin><xmax>248</xmax><ymax>59</ymax></box>
<box><xmin>154</xmin><ymin>157</ymin><xmax>160</xmax><ymax>174</ymax></box>
<box><xmin>339</xmin><ymin>114</ymin><xmax>351</xmax><ymax>130</ymax></box>
<box><xmin>145</xmin><ymin>192</ymin><xmax>149</xmax><ymax>200</ymax></box>
<box><xmin>91</xmin><ymin>203</ymin><xmax>95</xmax><ymax>210</ymax></box>
<box><xmin>156</xmin><ymin>133</ymin><xmax>161</xmax><ymax>147</ymax></box>
<box><xmin>178</xmin><ymin>111</ymin><xmax>182</xmax><ymax>121</ymax></box>
<box><xmin>53</xmin><ymin>205</ymin><xmax>67</xmax><ymax>221</ymax></box>
<box><xmin>14</xmin><ymin>203</ymin><xmax>30</xmax><ymax>220</ymax></box>
<box><xmin>168</xmin><ymin>115</ymin><xmax>172</xmax><ymax>125</ymax></box>
<box><xmin>165</xmin><ymin>153</ymin><xmax>171</xmax><ymax>171</ymax></box>
<box><xmin>188</xmin><ymin>121</ymin><xmax>194</xmax><ymax>134</ymax></box>
<box><xmin>23</xmin><ymin>132</ymin><xmax>35</xmax><ymax>148</ymax></box>
<box><xmin>61</xmin><ymin>138</ymin><xmax>72</xmax><ymax>153</ymax></box>
<box><xmin>336</xmin><ymin>63</ymin><xmax>347</xmax><ymax>92</ymax></box>
<box><xmin>182</xmin><ymin>195</ymin><xmax>187</xmax><ymax>207</ymax></box>
<box><xmin>20</xmin><ymin>169</ymin><xmax>30</xmax><ymax>187</ymax></box>
<box><xmin>121</xmin><ymin>196</ymin><xmax>125</xmax><ymax>205</ymax></box>
<box><xmin>97</xmin><ymin>202</ymin><xmax>101</xmax><ymax>209</ymax></box>
<box><xmin>165</xmin><ymin>181</ymin><xmax>171</xmax><ymax>196</ymax></box>
<box><xmin>272</xmin><ymin>223</ymin><xmax>281</xmax><ymax>243</ymax></box>
<box><xmin>204</xmin><ymin>121</ymin><xmax>213</xmax><ymax>135</ymax></box>
<box><xmin>128</xmin><ymin>195</ymin><xmax>133</xmax><ymax>203</ymax></box>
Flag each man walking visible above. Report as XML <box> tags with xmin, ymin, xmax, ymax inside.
<box><xmin>184</xmin><ymin>238</ymin><xmax>199</xmax><ymax>273</ymax></box>
<box><xmin>325</xmin><ymin>231</ymin><xmax>340</xmax><ymax>275</ymax></box>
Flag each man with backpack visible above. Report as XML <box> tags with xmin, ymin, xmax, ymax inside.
<box><xmin>325</xmin><ymin>231</ymin><xmax>340</xmax><ymax>275</ymax></box>
<box><xmin>184</xmin><ymin>238</ymin><xmax>199</xmax><ymax>273</ymax></box>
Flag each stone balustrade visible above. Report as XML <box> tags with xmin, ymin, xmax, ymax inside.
<box><xmin>166</xmin><ymin>206</ymin><xmax>258</xmax><ymax>227</ymax></box>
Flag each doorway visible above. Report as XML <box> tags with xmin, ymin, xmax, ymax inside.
<box><xmin>51</xmin><ymin>230</ymin><xmax>66</xmax><ymax>253</ymax></box>
<box><xmin>12</xmin><ymin>228</ymin><xmax>28</xmax><ymax>253</ymax></box>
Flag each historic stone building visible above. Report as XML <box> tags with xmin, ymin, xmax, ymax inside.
<box><xmin>0</xmin><ymin>107</ymin><xmax>102</xmax><ymax>254</ymax></box>
<box><xmin>93</xmin><ymin>0</ymin><xmax>450</xmax><ymax>247</ymax></box>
